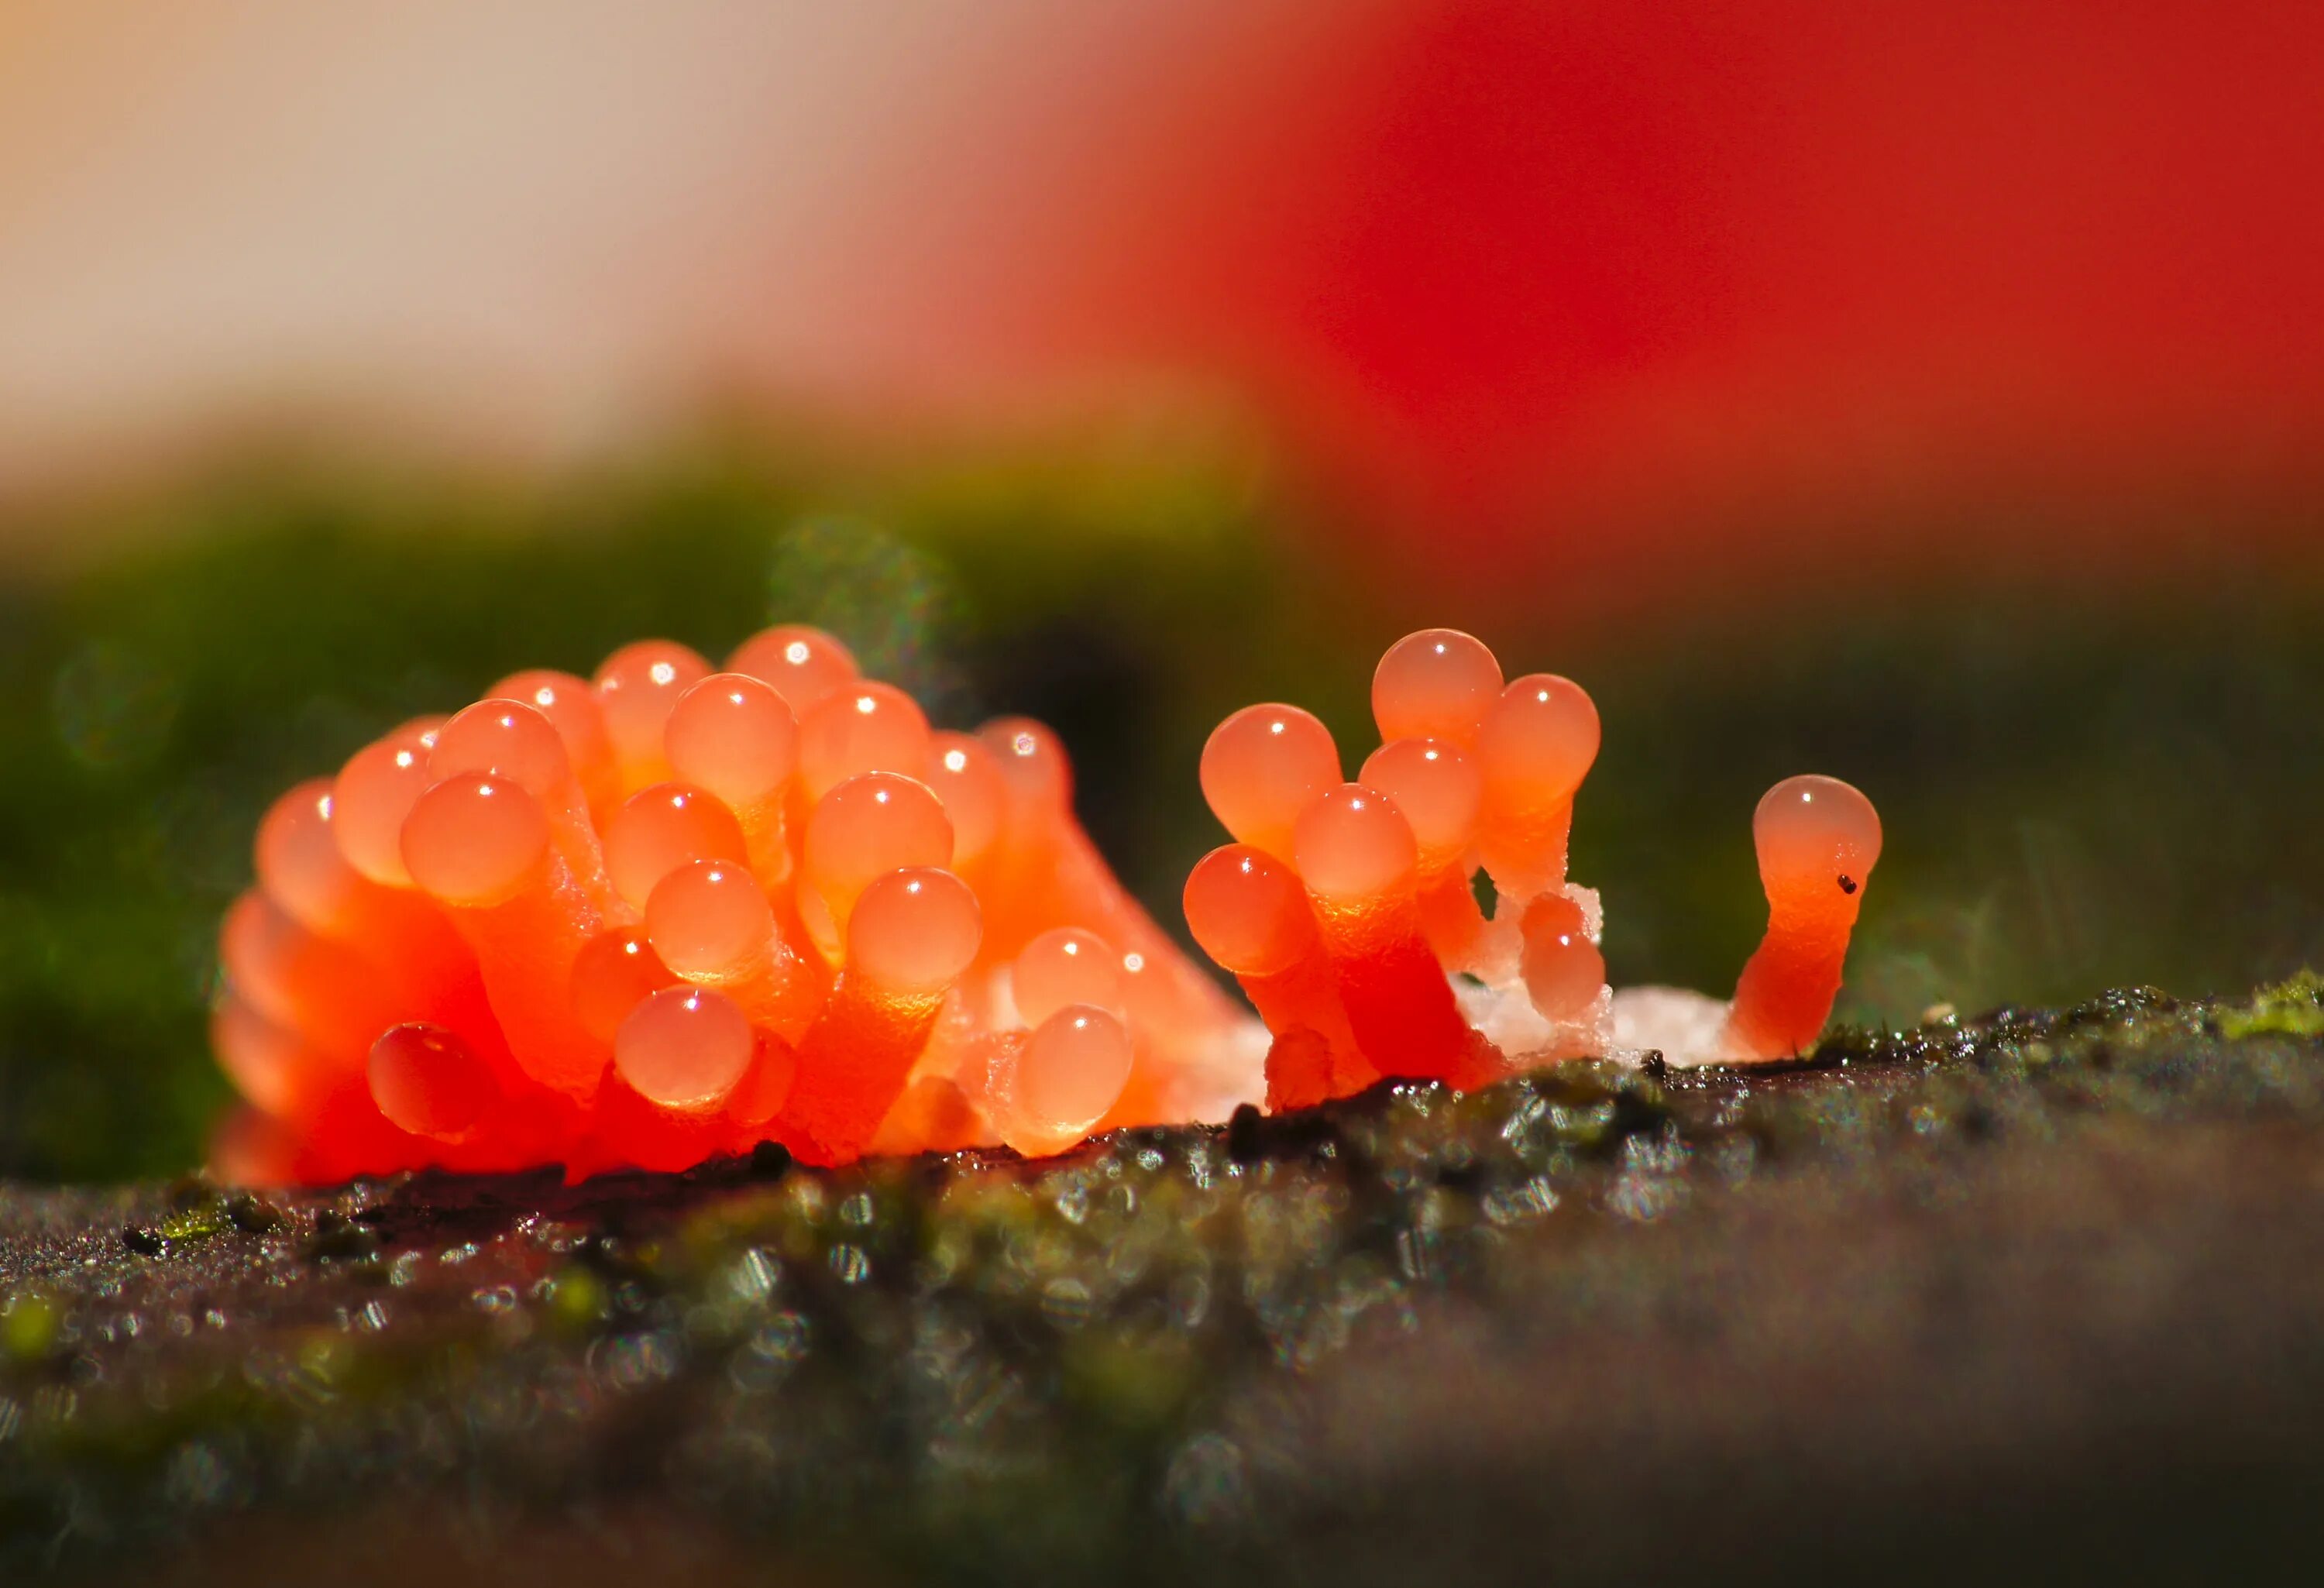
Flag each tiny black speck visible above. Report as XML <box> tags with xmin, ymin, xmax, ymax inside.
<box><xmin>1838</xmin><ymin>875</ymin><xmax>1858</xmax><ymax>895</ymax></box>
<box><xmin>122</xmin><ymin>1225</ymin><xmax>165</xmax><ymax>1256</ymax></box>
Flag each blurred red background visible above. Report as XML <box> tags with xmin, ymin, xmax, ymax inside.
<box><xmin>3</xmin><ymin>1</ymin><xmax>2319</xmax><ymax>593</ymax></box>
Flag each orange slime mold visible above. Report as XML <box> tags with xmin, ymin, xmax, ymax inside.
<box><xmin>1721</xmin><ymin>775</ymin><xmax>1883</xmax><ymax>1060</ymax></box>
<box><xmin>1292</xmin><ymin>784</ymin><xmax>1482</xmax><ymax>1084</ymax></box>
<box><xmin>212</xmin><ymin>622</ymin><xmax>1883</xmax><ymax>1185</ymax></box>
<box><xmin>213</xmin><ymin>624</ymin><xmax>1270</xmax><ymax>1184</ymax></box>
<box><xmin>1183</xmin><ymin>844</ymin><xmax>1372</xmax><ymax>1110</ymax></box>
<box><xmin>1185</xmin><ymin>627</ymin><xmax>1883</xmax><ymax>1102</ymax></box>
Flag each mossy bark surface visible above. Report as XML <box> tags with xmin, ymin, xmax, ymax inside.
<box><xmin>6</xmin><ymin>976</ymin><xmax>2324</xmax><ymax>1585</ymax></box>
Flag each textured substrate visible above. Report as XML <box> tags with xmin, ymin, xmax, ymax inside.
<box><xmin>5</xmin><ymin>976</ymin><xmax>2324</xmax><ymax>1586</ymax></box>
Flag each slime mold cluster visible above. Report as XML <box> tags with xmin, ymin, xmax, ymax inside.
<box><xmin>1191</xmin><ymin>630</ymin><xmax>1882</xmax><ymax>1112</ymax></box>
<box><xmin>211</xmin><ymin>627</ymin><xmax>1879</xmax><ymax>1184</ymax></box>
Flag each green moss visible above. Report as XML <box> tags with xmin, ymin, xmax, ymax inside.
<box><xmin>156</xmin><ymin>1204</ymin><xmax>228</xmax><ymax>1246</ymax></box>
<box><xmin>2218</xmin><ymin>971</ymin><xmax>2324</xmax><ymax>1039</ymax></box>
<box><xmin>1</xmin><ymin>1292</ymin><xmax>57</xmax><ymax>1363</ymax></box>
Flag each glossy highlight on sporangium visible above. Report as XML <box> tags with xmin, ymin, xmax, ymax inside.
<box><xmin>212</xmin><ymin>624</ymin><xmax>1881</xmax><ymax>1185</ymax></box>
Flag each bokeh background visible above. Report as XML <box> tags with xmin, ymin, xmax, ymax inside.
<box><xmin>2</xmin><ymin>1</ymin><xmax>2320</xmax><ymax>1179</ymax></box>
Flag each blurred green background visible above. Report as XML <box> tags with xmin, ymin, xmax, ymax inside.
<box><xmin>2</xmin><ymin>440</ymin><xmax>2319</xmax><ymax>1181</ymax></box>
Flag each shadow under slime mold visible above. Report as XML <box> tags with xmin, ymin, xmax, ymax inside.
<box><xmin>212</xmin><ymin>624</ymin><xmax>1887</xmax><ymax>1186</ymax></box>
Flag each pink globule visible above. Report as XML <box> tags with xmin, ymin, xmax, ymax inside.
<box><xmin>645</xmin><ymin>860</ymin><xmax>777</xmax><ymax>982</ymax></box>
<box><xmin>593</xmin><ymin>639</ymin><xmax>712</xmax><ymax>785</ymax></box>
<box><xmin>368</xmin><ymin>1023</ymin><xmax>497</xmax><ymax>1140</ymax></box>
<box><xmin>1519</xmin><ymin>892</ymin><xmax>1606</xmax><ymax>1022</ymax></box>
<box><xmin>256</xmin><ymin>779</ymin><xmax>366</xmax><ymax>933</ymax></box>
<box><xmin>1294</xmin><ymin>783</ymin><xmax>1420</xmax><ymax>903</ymax></box>
<box><xmin>431</xmin><ymin>697</ymin><xmax>573</xmax><ymax>803</ymax></box>
<box><xmin>1372</xmin><ymin>628</ymin><xmax>1503</xmax><ymax>746</ymax></box>
<box><xmin>1200</xmin><ymin>703</ymin><xmax>1342</xmax><ymax>860</ymax></box>
<box><xmin>727</xmin><ymin>624</ymin><xmax>859</xmax><ymax>715</ymax></box>
<box><xmin>218</xmin><ymin>890</ymin><xmax>402</xmax><ymax>1058</ymax></box>
<box><xmin>980</xmin><ymin>716</ymin><xmax>1074</xmax><ymax>810</ymax></box>
<box><xmin>614</xmin><ymin>985</ymin><xmax>754</xmax><ymax>1110</ymax></box>
<box><xmin>400</xmin><ymin>775</ymin><xmax>551</xmax><ymax>909</ymax></box>
<box><xmin>1474</xmin><ymin>672</ymin><xmax>1601</xmax><ymax>896</ymax></box>
<box><xmin>665</xmin><ymin>672</ymin><xmax>798</xmax><ymax>813</ymax></box>
<box><xmin>1477</xmin><ymin>674</ymin><xmax>1600</xmax><ymax>809</ymax></box>
<box><xmin>927</xmin><ymin>731</ymin><xmax>1007</xmax><ymax>868</ymax></box>
<box><xmin>1012</xmin><ymin>926</ymin><xmax>1125</xmax><ymax>1023</ymax></box>
<box><xmin>1755</xmin><ymin>774</ymin><xmax>1882</xmax><ymax>913</ymax></box>
<box><xmin>212</xmin><ymin>995</ymin><xmax>332</xmax><ymax>1120</ymax></box>
<box><xmin>1013</xmin><ymin>1005</ymin><xmax>1134</xmax><ymax>1143</ymax></box>
<box><xmin>796</xmin><ymin>682</ymin><xmax>933</xmax><ymax>798</ymax></box>
<box><xmin>487</xmin><ymin>669</ymin><xmax>616</xmax><ymax>779</ymax></box>
<box><xmin>1182</xmin><ymin>844</ymin><xmax>1313</xmax><ymax>978</ymax></box>
<box><xmin>604</xmin><ymin>783</ymin><xmax>750</xmax><ymax>910</ymax></box>
<box><xmin>847</xmin><ymin>867</ymin><xmax>982</xmax><ymax>995</ymax></box>
<box><xmin>332</xmin><ymin>718</ymin><xmax>445</xmax><ymax>888</ymax></box>
<box><xmin>569</xmin><ymin>929</ymin><xmax>679</xmax><ymax>1044</ymax></box>
<box><xmin>727</xmin><ymin>1033</ymin><xmax>799</xmax><ymax>1127</ymax></box>
<box><xmin>801</xmin><ymin>772</ymin><xmax>954</xmax><ymax>940</ymax></box>
<box><xmin>1356</xmin><ymin>739</ymin><xmax>1481</xmax><ymax>870</ymax></box>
